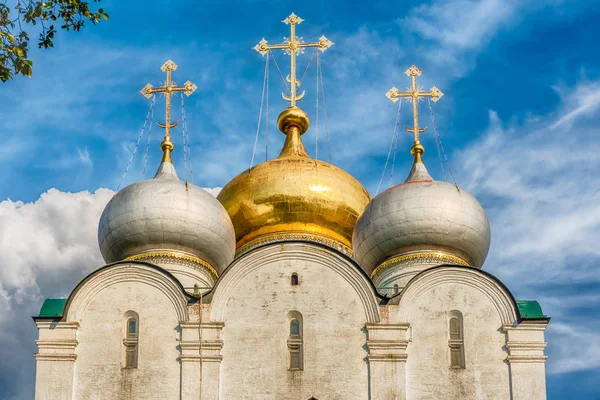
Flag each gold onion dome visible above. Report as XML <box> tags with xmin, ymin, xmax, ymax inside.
<box><xmin>217</xmin><ymin>107</ymin><xmax>371</xmax><ymax>253</ymax></box>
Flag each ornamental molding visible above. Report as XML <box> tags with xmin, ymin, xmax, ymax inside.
<box><xmin>34</xmin><ymin>339</ymin><xmax>78</xmax><ymax>362</ymax></box>
<box><xmin>35</xmin><ymin>321</ymin><xmax>79</xmax><ymax>330</ymax></box>
<box><xmin>367</xmin><ymin>354</ymin><xmax>409</xmax><ymax>362</ymax></box>
<box><xmin>506</xmin><ymin>355</ymin><xmax>548</xmax><ymax>363</ymax></box>
<box><xmin>64</xmin><ymin>263</ymin><xmax>189</xmax><ymax>323</ymax></box>
<box><xmin>212</xmin><ymin>242</ymin><xmax>380</xmax><ymax>323</ymax></box>
<box><xmin>397</xmin><ymin>266</ymin><xmax>518</xmax><ymax>325</ymax></box>
<box><xmin>126</xmin><ymin>250</ymin><xmax>219</xmax><ymax>280</ymax></box>
<box><xmin>35</xmin><ymin>339</ymin><xmax>78</xmax><ymax>351</ymax></box>
<box><xmin>235</xmin><ymin>232</ymin><xmax>353</xmax><ymax>259</ymax></box>
<box><xmin>34</xmin><ymin>353</ymin><xmax>77</xmax><ymax>362</ymax></box>
<box><xmin>371</xmin><ymin>251</ymin><xmax>470</xmax><ymax>279</ymax></box>
<box><xmin>365</xmin><ymin>323</ymin><xmax>411</xmax><ymax>364</ymax></box>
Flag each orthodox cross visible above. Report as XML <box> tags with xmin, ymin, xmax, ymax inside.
<box><xmin>385</xmin><ymin>65</ymin><xmax>443</xmax><ymax>147</ymax></box>
<box><xmin>140</xmin><ymin>60</ymin><xmax>197</xmax><ymax>160</ymax></box>
<box><xmin>253</xmin><ymin>13</ymin><xmax>333</xmax><ymax>107</ymax></box>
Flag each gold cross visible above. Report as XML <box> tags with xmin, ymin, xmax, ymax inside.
<box><xmin>385</xmin><ymin>65</ymin><xmax>443</xmax><ymax>159</ymax></box>
<box><xmin>254</xmin><ymin>13</ymin><xmax>333</xmax><ymax>107</ymax></box>
<box><xmin>140</xmin><ymin>60</ymin><xmax>197</xmax><ymax>162</ymax></box>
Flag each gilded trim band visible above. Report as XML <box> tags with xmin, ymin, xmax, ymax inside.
<box><xmin>236</xmin><ymin>232</ymin><xmax>353</xmax><ymax>258</ymax></box>
<box><xmin>126</xmin><ymin>250</ymin><xmax>219</xmax><ymax>280</ymax></box>
<box><xmin>371</xmin><ymin>251</ymin><xmax>470</xmax><ymax>279</ymax></box>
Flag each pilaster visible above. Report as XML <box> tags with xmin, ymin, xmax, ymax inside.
<box><xmin>34</xmin><ymin>320</ymin><xmax>79</xmax><ymax>400</ymax></box>
<box><xmin>503</xmin><ymin>321</ymin><xmax>548</xmax><ymax>400</ymax></box>
<box><xmin>179</xmin><ymin>319</ymin><xmax>224</xmax><ymax>400</ymax></box>
<box><xmin>365</xmin><ymin>323</ymin><xmax>410</xmax><ymax>400</ymax></box>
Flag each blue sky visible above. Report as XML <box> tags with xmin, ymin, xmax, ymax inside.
<box><xmin>1</xmin><ymin>0</ymin><xmax>599</xmax><ymax>398</ymax></box>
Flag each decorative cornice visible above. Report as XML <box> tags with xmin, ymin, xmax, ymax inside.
<box><xmin>36</xmin><ymin>340</ymin><xmax>78</xmax><ymax>351</ymax></box>
<box><xmin>35</xmin><ymin>339</ymin><xmax>78</xmax><ymax>362</ymax></box>
<box><xmin>179</xmin><ymin>354</ymin><xmax>223</xmax><ymax>363</ymax></box>
<box><xmin>235</xmin><ymin>232</ymin><xmax>353</xmax><ymax>258</ymax></box>
<box><xmin>506</xmin><ymin>355</ymin><xmax>548</xmax><ymax>363</ymax></box>
<box><xmin>371</xmin><ymin>251</ymin><xmax>470</xmax><ymax>279</ymax></box>
<box><xmin>126</xmin><ymin>250</ymin><xmax>219</xmax><ymax>280</ymax></box>
<box><xmin>505</xmin><ymin>340</ymin><xmax>548</xmax><ymax>364</ymax></box>
<box><xmin>34</xmin><ymin>353</ymin><xmax>78</xmax><ymax>362</ymax></box>
<box><xmin>35</xmin><ymin>321</ymin><xmax>79</xmax><ymax>329</ymax></box>
<box><xmin>367</xmin><ymin>354</ymin><xmax>409</xmax><ymax>362</ymax></box>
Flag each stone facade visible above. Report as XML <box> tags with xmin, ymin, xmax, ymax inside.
<box><xmin>33</xmin><ymin>241</ymin><xmax>548</xmax><ymax>399</ymax></box>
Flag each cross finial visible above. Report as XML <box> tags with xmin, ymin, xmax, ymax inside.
<box><xmin>385</xmin><ymin>65</ymin><xmax>443</xmax><ymax>163</ymax></box>
<box><xmin>140</xmin><ymin>60</ymin><xmax>197</xmax><ymax>163</ymax></box>
<box><xmin>253</xmin><ymin>13</ymin><xmax>333</xmax><ymax>108</ymax></box>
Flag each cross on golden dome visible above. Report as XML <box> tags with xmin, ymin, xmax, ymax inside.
<box><xmin>386</xmin><ymin>65</ymin><xmax>443</xmax><ymax>162</ymax></box>
<box><xmin>140</xmin><ymin>60</ymin><xmax>197</xmax><ymax>162</ymax></box>
<box><xmin>253</xmin><ymin>13</ymin><xmax>333</xmax><ymax>107</ymax></box>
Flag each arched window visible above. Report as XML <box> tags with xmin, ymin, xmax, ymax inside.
<box><xmin>448</xmin><ymin>310</ymin><xmax>465</xmax><ymax>369</ymax></box>
<box><xmin>123</xmin><ymin>311</ymin><xmax>139</xmax><ymax>368</ymax></box>
<box><xmin>287</xmin><ymin>311</ymin><xmax>303</xmax><ymax>370</ymax></box>
<box><xmin>290</xmin><ymin>319</ymin><xmax>300</xmax><ymax>335</ymax></box>
<box><xmin>392</xmin><ymin>284</ymin><xmax>399</xmax><ymax>295</ymax></box>
<box><xmin>291</xmin><ymin>273</ymin><xmax>299</xmax><ymax>286</ymax></box>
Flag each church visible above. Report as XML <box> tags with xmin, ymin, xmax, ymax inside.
<box><xmin>32</xmin><ymin>13</ymin><xmax>549</xmax><ymax>400</ymax></box>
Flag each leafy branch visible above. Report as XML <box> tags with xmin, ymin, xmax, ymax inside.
<box><xmin>0</xmin><ymin>0</ymin><xmax>109</xmax><ymax>82</ymax></box>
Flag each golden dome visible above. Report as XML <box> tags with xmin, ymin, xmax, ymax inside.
<box><xmin>217</xmin><ymin>107</ymin><xmax>370</xmax><ymax>253</ymax></box>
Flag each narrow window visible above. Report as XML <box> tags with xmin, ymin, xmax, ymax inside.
<box><xmin>448</xmin><ymin>310</ymin><xmax>465</xmax><ymax>369</ymax></box>
<box><xmin>392</xmin><ymin>284</ymin><xmax>399</xmax><ymax>295</ymax></box>
<box><xmin>290</xmin><ymin>319</ymin><xmax>300</xmax><ymax>335</ymax></box>
<box><xmin>123</xmin><ymin>311</ymin><xmax>139</xmax><ymax>368</ymax></box>
<box><xmin>291</xmin><ymin>273</ymin><xmax>299</xmax><ymax>286</ymax></box>
<box><xmin>287</xmin><ymin>312</ymin><xmax>303</xmax><ymax>370</ymax></box>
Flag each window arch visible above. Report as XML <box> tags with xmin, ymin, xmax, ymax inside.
<box><xmin>291</xmin><ymin>273</ymin><xmax>299</xmax><ymax>286</ymax></box>
<box><xmin>287</xmin><ymin>311</ymin><xmax>303</xmax><ymax>370</ymax></box>
<box><xmin>448</xmin><ymin>310</ymin><xmax>465</xmax><ymax>369</ymax></box>
<box><xmin>123</xmin><ymin>311</ymin><xmax>139</xmax><ymax>368</ymax></box>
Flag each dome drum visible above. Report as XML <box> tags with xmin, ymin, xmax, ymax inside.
<box><xmin>370</xmin><ymin>249</ymin><xmax>471</xmax><ymax>295</ymax></box>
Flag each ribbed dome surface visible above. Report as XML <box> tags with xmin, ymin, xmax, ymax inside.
<box><xmin>353</xmin><ymin>161</ymin><xmax>491</xmax><ymax>275</ymax></box>
<box><xmin>98</xmin><ymin>161</ymin><xmax>236</xmax><ymax>274</ymax></box>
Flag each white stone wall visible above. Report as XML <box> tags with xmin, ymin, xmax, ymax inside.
<box><xmin>211</xmin><ymin>242</ymin><xmax>379</xmax><ymax>400</ymax></box>
<box><xmin>33</xmin><ymin>250</ymin><xmax>548</xmax><ymax>400</ymax></box>
<box><xmin>397</xmin><ymin>267</ymin><xmax>516</xmax><ymax>400</ymax></box>
<box><xmin>67</xmin><ymin>264</ymin><xmax>188</xmax><ymax>400</ymax></box>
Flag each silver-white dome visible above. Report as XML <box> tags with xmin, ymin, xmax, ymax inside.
<box><xmin>353</xmin><ymin>162</ymin><xmax>490</xmax><ymax>275</ymax></box>
<box><xmin>98</xmin><ymin>161</ymin><xmax>236</xmax><ymax>274</ymax></box>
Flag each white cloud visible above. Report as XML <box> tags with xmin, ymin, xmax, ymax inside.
<box><xmin>0</xmin><ymin>183</ymin><xmax>221</xmax><ymax>396</ymax></box>
<box><xmin>404</xmin><ymin>0</ymin><xmax>518</xmax><ymax>49</ymax></box>
<box><xmin>400</xmin><ymin>0</ymin><xmax>521</xmax><ymax>76</ymax></box>
<box><xmin>455</xmin><ymin>79</ymin><xmax>600</xmax><ymax>375</ymax></box>
<box><xmin>550</xmin><ymin>81</ymin><xmax>600</xmax><ymax>129</ymax></box>
<box><xmin>546</xmin><ymin>321</ymin><xmax>600</xmax><ymax>375</ymax></box>
<box><xmin>0</xmin><ymin>188</ymin><xmax>112</xmax><ymax>295</ymax></box>
<box><xmin>457</xmin><ymin>81</ymin><xmax>600</xmax><ymax>284</ymax></box>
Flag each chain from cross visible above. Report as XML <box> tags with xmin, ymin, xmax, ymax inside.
<box><xmin>253</xmin><ymin>13</ymin><xmax>333</xmax><ymax>107</ymax></box>
<box><xmin>140</xmin><ymin>60</ymin><xmax>197</xmax><ymax>161</ymax></box>
<box><xmin>385</xmin><ymin>65</ymin><xmax>443</xmax><ymax>146</ymax></box>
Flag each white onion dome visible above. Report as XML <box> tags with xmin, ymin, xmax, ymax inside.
<box><xmin>98</xmin><ymin>156</ymin><xmax>236</xmax><ymax>276</ymax></box>
<box><xmin>353</xmin><ymin>159</ymin><xmax>491</xmax><ymax>277</ymax></box>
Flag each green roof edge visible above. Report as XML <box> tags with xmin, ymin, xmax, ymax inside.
<box><xmin>38</xmin><ymin>298</ymin><xmax>67</xmax><ymax>318</ymax></box>
<box><xmin>516</xmin><ymin>300</ymin><xmax>548</xmax><ymax>320</ymax></box>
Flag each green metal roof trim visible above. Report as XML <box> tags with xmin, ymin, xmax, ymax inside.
<box><xmin>517</xmin><ymin>300</ymin><xmax>548</xmax><ymax>320</ymax></box>
<box><xmin>38</xmin><ymin>298</ymin><xmax>67</xmax><ymax>318</ymax></box>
